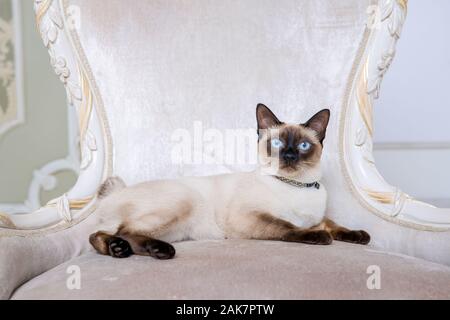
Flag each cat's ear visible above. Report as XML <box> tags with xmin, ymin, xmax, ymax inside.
<box><xmin>303</xmin><ymin>109</ymin><xmax>330</xmax><ymax>143</ymax></box>
<box><xmin>256</xmin><ymin>104</ymin><xmax>282</xmax><ymax>131</ymax></box>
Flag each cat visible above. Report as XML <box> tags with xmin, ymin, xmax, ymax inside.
<box><xmin>89</xmin><ymin>104</ymin><xmax>370</xmax><ymax>259</ymax></box>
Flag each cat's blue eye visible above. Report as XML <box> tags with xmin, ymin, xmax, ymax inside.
<box><xmin>298</xmin><ymin>141</ymin><xmax>311</xmax><ymax>151</ymax></box>
<box><xmin>271</xmin><ymin>138</ymin><xmax>284</xmax><ymax>149</ymax></box>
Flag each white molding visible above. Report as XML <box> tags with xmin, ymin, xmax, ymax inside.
<box><xmin>374</xmin><ymin>142</ymin><xmax>450</xmax><ymax>150</ymax></box>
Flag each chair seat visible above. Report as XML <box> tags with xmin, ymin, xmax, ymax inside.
<box><xmin>11</xmin><ymin>240</ymin><xmax>450</xmax><ymax>300</ymax></box>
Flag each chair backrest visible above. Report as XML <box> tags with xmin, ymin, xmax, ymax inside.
<box><xmin>73</xmin><ymin>0</ymin><xmax>369</xmax><ymax>184</ymax></box>
<box><xmin>8</xmin><ymin>0</ymin><xmax>394</xmax><ymax>231</ymax></box>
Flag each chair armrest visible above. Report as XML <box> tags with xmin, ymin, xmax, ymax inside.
<box><xmin>0</xmin><ymin>215</ymin><xmax>97</xmax><ymax>299</ymax></box>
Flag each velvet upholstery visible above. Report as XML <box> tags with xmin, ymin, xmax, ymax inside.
<box><xmin>12</xmin><ymin>241</ymin><xmax>450</xmax><ymax>300</ymax></box>
<box><xmin>75</xmin><ymin>0</ymin><xmax>369</xmax><ymax>182</ymax></box>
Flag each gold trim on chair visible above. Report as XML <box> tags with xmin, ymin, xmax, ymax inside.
<box><xmin>46</xmin><ymin>196</ymin><xmax>94</xmax><ymax>210</ymax></box>
<box><xmin>45</xmin><ymin>195</ymin><xmax>95</xmax><ymax>222</ymax></box>
<box><xmin>35</xmin><ymin>0</ymin><xmax>52</xmax><ymax>27</ymax></box>
<box><xmin>78</xmin><ymin>67</ymin><xmax>93</xmax><ymax>148</ymax></box>
<box><xmin>398</xmin><ymin>0</ymin><xmax>408</xmax><ymax>11</ymax></box>
<box><xmin>356</xmin><ymin>59</ymin><xmax>374</xmax><ymax>137</ymax></box>
<box><xmin>0</xmin><ymin>212</ymin><xmax>16</xmax><ymax>229</ymax></box>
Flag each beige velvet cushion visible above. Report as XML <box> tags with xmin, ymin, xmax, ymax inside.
<box><xmin>12</xmin><ymin>240</ymin><xmax>450</xmax><ymax>300</ymax></box>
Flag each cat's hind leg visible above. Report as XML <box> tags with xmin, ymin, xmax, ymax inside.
<box><xmin>89</xmin><ymin>231</ymin><xmax>134</xmax><ymax>258</ymax></box>
<box><xmin>90</xmin><ymin>188</ymin><xmax>192</xmax><ymax>259</ymax></box>
<box><xmin>117</xmin><ymin>227</ymin><xmax>176</xmax><ymax>260</ymax></box>
<box><xmin>90</xmin><ymin>206</ymin><xmax>186</xmax><ymax>259</ymax></box>
<box><xmin>91</xmin><ymin>212</ymin><xmax>180</xmax><ymax>259</ymax></box>
<box><xmin>89</xmin><ymin>230</ymin><xmax>176</xmax><ymax>259</ymax></box>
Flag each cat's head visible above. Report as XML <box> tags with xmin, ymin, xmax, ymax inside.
<box><xmin>256</xmin><ymin>104</ymin><xmax>330</xmax><ymax>181</ymax></box>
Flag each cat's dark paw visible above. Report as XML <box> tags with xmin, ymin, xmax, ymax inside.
<box><xmin>108</xmin><ymin>237</ymin><xmax>133</xmax><ymax>258</ymax></box>
<box><xmin>300</xmin><ymin>230</ymin><xmax>333</xmax><ymax>245</ymax></box>
<box><xmin>335</xmin><ymin>230</ymin><xmax>370</xmax><ymax>245</ymax></box>
<box><xmin>146</xmin><ymin>239</ymin><xmax>176</xmax><ymax>260</ymax></box>
<box><xmin>284</xmin><ymin>230</ymin><xmax>332</xmax><ymax>245</ymax></box>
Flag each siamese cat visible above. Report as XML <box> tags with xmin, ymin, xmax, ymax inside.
<box><xmin>90</xmin><ymin>104</ymin><xmax>370</xmax><ymax>259</ymax></box>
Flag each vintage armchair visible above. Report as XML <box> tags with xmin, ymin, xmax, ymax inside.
<box><xmin>1</xmin><ymin>0</ymin><xmax>450</xmax><ymax>299</ymax></box>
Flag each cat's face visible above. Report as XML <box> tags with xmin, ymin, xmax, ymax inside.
<box><xmin>256</xmin><ymin>104</ymin><xmax>330</xmax><ymax>179</ymax></box>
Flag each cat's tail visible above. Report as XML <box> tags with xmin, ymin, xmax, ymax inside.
<box><xmin>97</xmin><ymin>176</ymin><xmax>126</xmax><ymax>200</ymax></box>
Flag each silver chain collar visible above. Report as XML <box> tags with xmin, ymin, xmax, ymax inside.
<box><xmin>273</xmin><ymin>176</ymin><xmax>321</xmax><ymax>190</ymax></box>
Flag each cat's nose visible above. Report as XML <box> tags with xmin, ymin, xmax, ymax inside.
<box><xmin>283</xmin><ymin>152</ymin><xmax>298</xmax><ymax>162</ymax></box>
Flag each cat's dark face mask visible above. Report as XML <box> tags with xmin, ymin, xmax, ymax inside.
<box><xmin>256</xmin><ymin>104</ymin><xmax>330</xmax><ymax>178</ymax></box>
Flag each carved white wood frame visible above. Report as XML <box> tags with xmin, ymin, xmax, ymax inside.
<box><xmin>0</xmin><ymin>0</ymin><xmax>111</xmax><ymax>230</ymax></box>
<box><xmin>1</xmin><ymin>0</ymin><xmax>449</xmax><ymax>232</ymax></box>
<box><xmin>342</xmin><ymin>0</ymin><xmax>450</xmax><ymax>231</ymax></box>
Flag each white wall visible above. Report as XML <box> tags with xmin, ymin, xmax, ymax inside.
<box><xmin>373</xmin><ymin>0</ymin><xmax>450</xmax><ymax>205</ymax></box>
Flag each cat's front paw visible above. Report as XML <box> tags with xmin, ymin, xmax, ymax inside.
<box><xmin>335</xmin><ymin>230</ymin><xmax>370</xmax><ymax>245</ymax></box>
<box><xmin>301</xmin><ymin>230</ymin><xmax>333</xmax><ymax>245</ymax></box>
<box><xmin>284</xmin><ymin>230</ymin><xmax>332</xmax><ymax>245</ymax></box>
<box><xmin>108</xmin><ymin>237</ymin><xmax>133</xmax><ymax>258</ymax></box>
<box><xmin>146</xmin><ymin>239</ymin><xmax>176</xmax><ymax>259</ymax></box>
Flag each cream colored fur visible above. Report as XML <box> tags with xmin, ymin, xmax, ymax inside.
<box><xmin>93</xmin><ymin>106</ymin><xmax>332</xmax><ymax>244</ymax></box>
<box><xmin>94</xmin><ymin>166</ymin><xmax>326</xmax><ymax>243</ymax></box>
